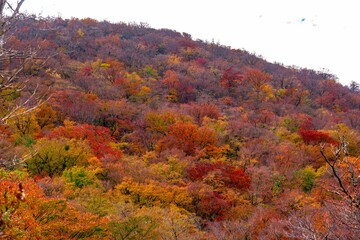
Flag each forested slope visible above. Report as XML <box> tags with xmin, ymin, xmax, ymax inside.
<box><xmin>1</xmin><ymin>16</ymin><xmax>360</xmax><ymax>239</ymax></box>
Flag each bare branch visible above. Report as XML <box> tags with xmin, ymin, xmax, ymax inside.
<box><xmin>320</xmin><ymin>140</ymin><xmax>360</xmax><ymax>209</ymax></box>
<box><xmin>0</xmin><ymin>1</ymin><xmax>49</xmax><ymax>127</ymax></box>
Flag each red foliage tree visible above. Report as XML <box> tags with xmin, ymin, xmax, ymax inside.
<box><xmin>51</xmin><ymin>90</ymin><xmax>100</xmax><ymax>124</ymax></box>
<box><xmin>196</xmin><ymin>191</ymin><xmax>231</xmax><ymax>221</ymax></box>
<box><xmin>187</xmin><ymin>161</ymin><xmax>214</xmax><ymax>180</ymax></box>
<box><xmin>299</xmin><ymin>129</ymin><xmax>338</xmax><ymax>145</ymax></box>
<box><xmin>187</xmin><ymin>161</ymin><xmax>250</xmax><ymax>191</ymax></box>
<box><xmin>48</xmin><ymin>121</ymin><xmax>122</xmax><ymax>159</ymax></box>
<box><xmin>177</xmin><ymin>77</ymin><xmax>196</xmax><ymax>103</ymax></box>
<box><xmin>220</xmin><ymin>67</ymin><xmax>243</xmax><ymax>94</ymax></box>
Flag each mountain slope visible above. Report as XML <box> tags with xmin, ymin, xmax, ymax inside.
<box><xmin>1</xmin><ymin>16</ymin><xmax>360</xmax><ymax>239</ymax></box>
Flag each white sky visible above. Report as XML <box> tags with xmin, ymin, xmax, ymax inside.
<box><xmin>23</xmin><ymin>0</ymin><xmax>359</xmax><ymax>86</ymax></box>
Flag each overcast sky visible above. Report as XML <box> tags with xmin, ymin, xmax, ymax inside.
<box><xmin>23</xmin><ymin>0</ymin><xmax>359</xmax><ymax>86</ymax></box>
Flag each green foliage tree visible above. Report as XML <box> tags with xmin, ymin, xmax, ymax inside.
<box><xmin>26</xmin><ymin>138</ymin><xmax>93</xmax><ymax>177</ymax></box>
<box><xmin>296</xmin><ymin>166</ymin><xmax>323</xmax><ymax>193</ymax></box>
<box><xmin>63</xmin><ymin>166</ymin><xmax>99</xmax><ymax>189</ymax></box>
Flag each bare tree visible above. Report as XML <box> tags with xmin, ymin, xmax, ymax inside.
<box><xmin>286</xmin><ymin>207</ymin><xmax>333</xmax><ymax>240</ymax></box>
<box><xmin>349</xmin><ymin>81</ymin><xmax>360</xmax><ymax>93</ymax></box>
<box><xmin>0</xmin><ymin>0</ymin><xmax>43</xmax><ymax>170</ymax></box>
<box><xmin>320</xmin><ymin>138</ymin><xmax>360</xmax><ymax>238</ymax></box>
<box><xmin>320</xmin><ymin>139</ymin><xmax>360</xmax><ymax>209</ymax></box>
<box><xmin>0</xmin><ymin>0</ymin><xmax>25</xmax><ymax>47</ymax></box>
<box><xmin>0</xmin><ymin>0</ymin><xmax>46</xmax><ymax>125</ymax></box>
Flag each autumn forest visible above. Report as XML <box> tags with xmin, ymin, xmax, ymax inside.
<box><xmin>1</xmin><ymin>1</ymin><xmax>360</xmax><ymax>239</ymax></box>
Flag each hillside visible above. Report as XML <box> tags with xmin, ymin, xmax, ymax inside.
<box><xmin>1</xmin><ymin>16</ymin><xmax>360</xmax><ymax>239</ymax></box>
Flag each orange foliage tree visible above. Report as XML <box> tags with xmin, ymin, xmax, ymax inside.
<box><xmin>0</xmin><ymin>172</ymin><xmax>109</xmax><ymax>239</ymax></box>
<box><xmin>157</xmin><ymin>122</ymin><xmax>216</xmax><ymax>155</ymax></box>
